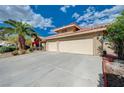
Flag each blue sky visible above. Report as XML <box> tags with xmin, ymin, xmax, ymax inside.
<box><xmin>0</xmin><ymin>5</ymin><xmax>124</xmax><ymax>37</ymax></box>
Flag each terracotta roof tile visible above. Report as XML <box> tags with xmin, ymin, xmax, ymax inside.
<box><xmin>46</xmin><ymin>25</ymin><xmax>107</xmax><ymax>40</ymax></box>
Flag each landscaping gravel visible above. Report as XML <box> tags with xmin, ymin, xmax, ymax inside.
<box><xmin>105</xmin><ymin>60</ymin><xmax>124</xmax><ymax>87</ymax></box>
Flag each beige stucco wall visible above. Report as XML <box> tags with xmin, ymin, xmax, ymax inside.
<box><xmin>93</xmin><ymin>32</ymin><xmax>104</xmax><ymax>56</ymax></box>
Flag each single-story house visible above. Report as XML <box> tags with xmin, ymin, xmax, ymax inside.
<box><xmin>45</xmin><ymin>23</ymin><xmax>114</xmax><ymax>56</ymax></box>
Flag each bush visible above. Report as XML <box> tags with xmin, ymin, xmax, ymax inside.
<box><xmin>0</xmin><ymin>46</ymin><xmax>16</xmax><ymax>53</ymax></box>
<box><xmin>106</xmin><ymin>11</ymin><xmax>124</xmax><ymax>60</ymax></box>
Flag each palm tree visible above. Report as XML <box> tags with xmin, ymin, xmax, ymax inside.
<box><xmin>0</xmin><ymin>19</ymin><xmax>35</xmax><ymax>50</ymax></box>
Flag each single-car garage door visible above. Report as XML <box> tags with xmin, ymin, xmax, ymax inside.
<box><xmin>59</xmin><ymin>39</ymin><xmax>93</xmax><ymax>55</ymax></box>
<box><xmin>47</xmin><ymin>42</ymin><xmax>58</xmax><ymax>51</ymax></box>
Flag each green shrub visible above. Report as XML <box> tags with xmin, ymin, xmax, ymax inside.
<box><xmin>106</xmin><ymin>11</ymin><xmax>124</xmax><ymax>60</ymax></box>
<box><xmin>0</xmin><ymin>46</ymin><xmax>16</xmax><ymax>53</ymax></box>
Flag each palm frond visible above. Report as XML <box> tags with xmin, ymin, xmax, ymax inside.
<box><xmin>0</xmin><ymin>27</ymin><xmax>15</xmax><ymax>34</ymax></box>
<box><xmin>1</xmin><ymin>19</ymin><xmax>36</xmax><ymax>37</ymax></box>
<box><xmin>4</xmin><ymin>19</ymin><xmax>17</xmax><ymax>27</ymax></box>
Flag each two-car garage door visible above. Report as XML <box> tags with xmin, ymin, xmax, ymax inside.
<box><xmin>47</xmin><ymin>42</ymin><xmax>58</xmax><ymax>51</ymax></box>
<box><xmin>47</xmin><ymin>39</ymin><xmax>93</xmax><ymax>55</ymax></box>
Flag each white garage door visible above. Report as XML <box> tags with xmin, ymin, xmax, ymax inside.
<box><xmin>47</xmin><ymin>42</ymin><xmax>58</xmax><ymax>51</ymax></box>
<box><xmin>59</xmin><ymin>39</ymin><xmax>93</xmax><ymax>55</ymax></box>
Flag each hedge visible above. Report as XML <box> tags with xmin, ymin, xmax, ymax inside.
<box><xmin>0</xmin><ymin>46</ymin><xmax>16</xmax><ymax>53</ymax></box>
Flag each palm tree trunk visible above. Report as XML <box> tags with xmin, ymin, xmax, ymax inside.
<box><xmin>18</xmin><ymin>35</ymin><xmax>26</xmax><ymax>50</ymax></box>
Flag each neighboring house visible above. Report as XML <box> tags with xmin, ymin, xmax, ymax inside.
<box><xmin>46</xmin><ymin>23</ymin><xmax>114</xmax><ymax>56</ymax></box>
<box><xmin>0</xmin><ymin>40</ymin><xmax>15</xmax><ymax>47</ymax></box>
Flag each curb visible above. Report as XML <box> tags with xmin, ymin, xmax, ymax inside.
<box><xmin>102</xmin><ymin>58</ymin><xmax>109</xmax><ymax>87</ymax></box>
<box><xmin>102</xmin><ymin>57</ymin><xmax>114</xmax><ymax>87</ymax></box>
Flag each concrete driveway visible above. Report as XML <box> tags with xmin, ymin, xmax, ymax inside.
<box><xmin>0</xmin><ymin>51</ymin><xmax>103</xmax><ymax>87</ymax></box>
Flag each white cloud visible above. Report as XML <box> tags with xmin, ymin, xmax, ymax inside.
<box><xmin>74</xmin><ymin>5</ymin><xmax>124</xmax><ymax>27</ymax></box>
<box><xmin>60</xmin><ymin>5</ymin><xmax>70</xmax><ymax>13</ymax></box>
<box><xmin>0</xmin><ymin>5</ymin><xmax>55</xmax><ymax>30</ymax></box>
<box><xmin>60</xmin><ymin>5</ymin><xmax>75</xmax><ymax>13</ymax></box>
<box><xmin>72</xmin><ymin>12</ymin><xmax>80</xmax><ymax>19</ymax></box>
<box><xmin>76</xmin><ymin>6</ymin><xmax>95</xmax><ymax>22</ymax></box>
<box><xmin>48</xmin><ymin>29</ymin><xmax>57</xmax><ymax>34</ymax></box>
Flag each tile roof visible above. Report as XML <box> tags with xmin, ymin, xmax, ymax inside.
<box><xmin>46</xmin><ymin>24</ymin><xmax>107</xmax><ymax>40</ymax></box>
<box><xmin>54</xmin><ymin>23</ymin><xmax>81</xmax><ymax>32</ymax></box>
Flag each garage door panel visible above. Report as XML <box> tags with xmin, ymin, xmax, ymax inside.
<box><xmin>59</xmin><ymin>39</ymin><xmax>93</xmax><ymax>55</ymax></box>
<box><xmin>47</xmin><ymin>42</ymin><xmax>58</xmax><ymax>51</ymax></box>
